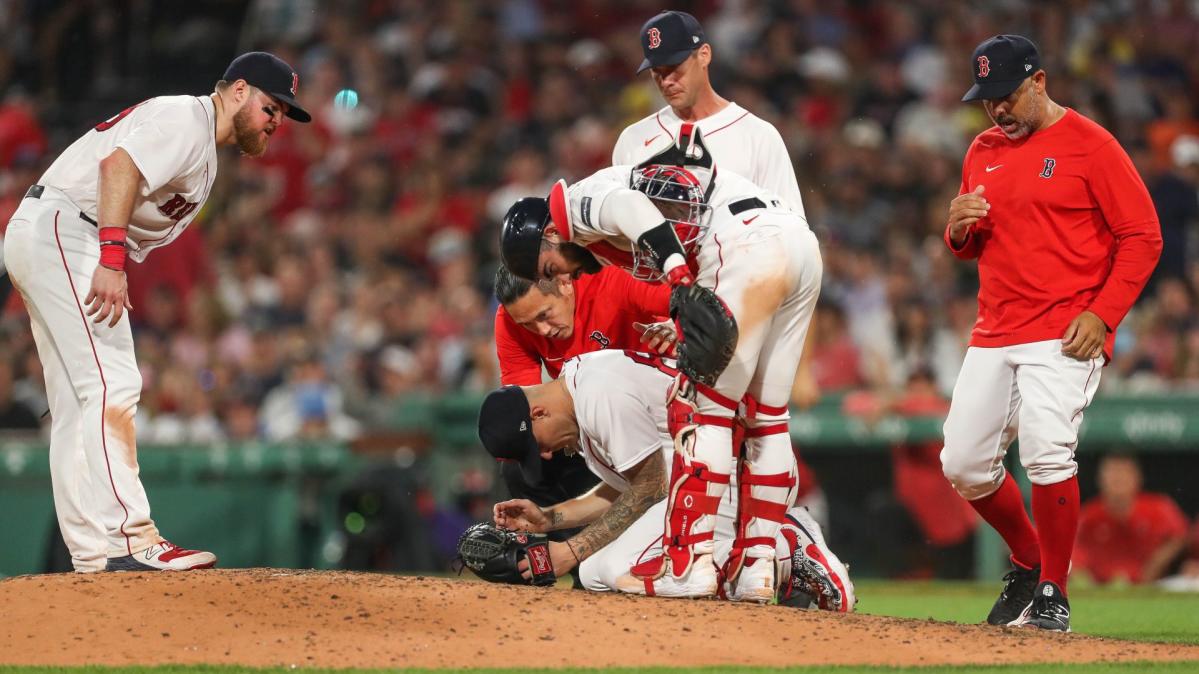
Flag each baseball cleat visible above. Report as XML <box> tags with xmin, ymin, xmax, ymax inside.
<box><xmin>615</xmin><ymin>553</ymin><xmax>718</xmax><ymax>598</ymax></box>
<box><xmin>105</xmin><ymin>540</ymin><xmax>217</xmax><ymax>571</ymax></box>
<box><xmin>987</xmin><ymin>561</ymin><xmax>1040</xmax><ymax>626</ymax></box>
<box><xmin>1022</xmin><ymin>581</ymin><xmax>1071</xmax><ymax>632</ymax></box>
<box><xmin>778</xmin><ymin>507</ymin><xmax>855</xmax><ymax>612</ymax></box>
<box><xmin>725</xmin><ymin>555</ymin><xmax>778</xmax><ymax>603</ymax></box>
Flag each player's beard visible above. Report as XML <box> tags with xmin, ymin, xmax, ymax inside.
<box><xmin>559</xmin><ymin>242</ymin><xmax>602</xmax><ymax>277</ymax></box>
<box><xmin>232</xmin><ymin>104</ymin><xmax>269</xmax><ymax>157</ymax></box>
<box><xmin>995</xmin><ymin>89</ymin><xmax>1038</xmax><ymax>140</ymax></box>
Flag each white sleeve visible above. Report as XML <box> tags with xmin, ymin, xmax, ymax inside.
<box><xmin>596</xmin><ymin>188</ymin><xmax>668</xmax><ymax>244</ymax></box>
<box><xmin>553</xmin><ymin>166</ymin><xmax>633</xmax><ymax>241</ymax></box>
<box><xmin>754</xmin><ymin>122</ymin><xmax>806</xmax><ymax>217</ymax></box>
<box><xmin>582</xmin><ymin>390</ymin><xmax>663</xmax><ymax>474</ymax></box>
<box><xmin>117</xmin><ymin>108</ymin><xmax>207</xmax><ymax>193</ymax></box>
<box><xmin>612</xmin><ymin>126</ymin><xmax>635</xmax><ymax>166</ymax></box>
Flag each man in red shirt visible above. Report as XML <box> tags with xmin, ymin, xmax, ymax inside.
<box><xmin>1075</xmin><ymin>454</ymin><xmax>1188</xmax><ymax>585</ymax></box>
<box><xmin>494</xmin><ymin>265</ymin><xmax>672</xmax><ymax>386</ymax></box>
<box><xmin>940</xmin><ymin>35</ymin><xmax>1162</xmax><ymax>632</ymax></box>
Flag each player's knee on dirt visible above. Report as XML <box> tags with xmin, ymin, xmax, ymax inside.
<box><xmin>578</xmin><ymin>550</ymin><xmax>619</xmax><ymax>592</ymax></box>
<box><xmin>939</xmin><ymin>445</ymin><xmax>1006</xmax><ymax>501</ymax></box>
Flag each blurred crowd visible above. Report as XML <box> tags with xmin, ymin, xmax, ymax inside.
<box><xmin>0</xmin><ymin>0</ymin><xmax>1197</xmax><ymax>445</ymax></box>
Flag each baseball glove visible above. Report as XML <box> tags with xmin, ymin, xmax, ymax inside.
<box><xmin>455</xmin><ymin>522</ymin><xmax>557</xmax><ymax>586</ymax></box>
<box><xmin>670</xmin><ymin>284</ymin><xmax>738</xmax><ymax>387</ymax></box>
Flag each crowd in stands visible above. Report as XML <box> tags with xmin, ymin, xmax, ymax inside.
<box><xmin>2</xmin><ymin>0</ymin><xmax>1199</xmax><ymax>579</ymax></box>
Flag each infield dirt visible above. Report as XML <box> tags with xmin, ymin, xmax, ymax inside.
<box><xmin>0</xmin><ymin>569</ymin><xmax>1195</xmax><ymax>669</ymax></box>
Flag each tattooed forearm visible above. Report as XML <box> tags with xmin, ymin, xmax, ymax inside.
<box><xmin>569</xmin><ymin>451</ymin><xmax>668</xmax><ymax>561</ymax></box>
<box><xmin>547</xmin><ymin>508</ymin><xmax>564</xmax><ymax>529</ymax></box>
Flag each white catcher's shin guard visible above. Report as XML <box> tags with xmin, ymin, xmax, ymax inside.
<box><xmin>724</xmin><ymin>401</ymin><xmax>797</xmax><ymax>603</ymax></box>
<box><xmin>618</xmin><ymin>373</ymin><xmax>735</xmax><ymax>598</ymax></box>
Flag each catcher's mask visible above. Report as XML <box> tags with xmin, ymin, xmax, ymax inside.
<box><xmin>629</xmin><ymin>164</ymin><xmax>712</xmax><ymax>281</ymax></box>
<box><xmin>629</xmin><ymin>124</ymin><xmax>716</xmax><ymax>281</ymax></box>
<box><xmin>500</xmin><ymin>197</ymin><xmax>553</xmax><ymax>281</ymax></box>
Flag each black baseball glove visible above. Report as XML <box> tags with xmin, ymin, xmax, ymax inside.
<box><xmin>670</xmin><ymin>284</ymin><xmax>738</xmax><ymax>387</ymax></box>
<box><xmin>455</xmin><ymin>522</ymin><xmax>557</xmax><ymax>586</ymax></box>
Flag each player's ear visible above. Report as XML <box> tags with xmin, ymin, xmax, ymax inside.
<box><xmin>696</xmin><ymin>44</ymin><xmax>712</xmax><ymax>69</ymax></box>
<box><xmin>232</xmin><ymin>80</ymin><xmax>253</xmax><ymax>106</ymax></box>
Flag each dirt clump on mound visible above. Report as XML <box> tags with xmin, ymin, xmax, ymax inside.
<box><xmin>0</xmin><ymin>568</ymin><xmax>1194</xmax><ymax>669</ymax></box>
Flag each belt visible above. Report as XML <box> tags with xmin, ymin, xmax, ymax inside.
<box><xmin>25</xmin><ymin>185</ymin><xmax>98</xmax><ymax>226</ymax></box>
<box><xmin>728</xmin><ymin>197</ymin><xmax>766</xmax><ymax>215</ymax></box>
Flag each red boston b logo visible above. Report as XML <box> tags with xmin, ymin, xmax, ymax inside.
<box><xmin>977</xmin><ymin>55</ymin><xmax>990</xmax><ymax>78</ymax></box>
<box><xmin>648</xmin><ymin>27</ymin><xmax>662</xmax><ymax>49</ymax></box>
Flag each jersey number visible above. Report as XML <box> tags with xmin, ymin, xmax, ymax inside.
<box><xmin>95</xmin><ymin>102</ymin><xmax>146</xmax><ymax>132</ymax></box>
<box><xmin>158</xmin><ymin>194</ymin><xmax>198</xmax><ymax>222</ymax></box>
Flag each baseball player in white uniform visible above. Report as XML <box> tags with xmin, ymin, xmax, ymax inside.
<box><xmin>612</xmin><ymin>11</ymin><xmax>804</xmax><ymax>215</ymax></box>
<box><xmin>3</xmin><ymin>52</ymin><xmax>310</xmax><ymax>572</ymax></box>
<box><xmin>499</xmin><ymin>126</ymin><xmax>822</xmax><ymax>602</ymax></box>
<box><xmin>478</xmin><ymin>349</ymin><xmax>853</xmax><ymax>611</ymax></box>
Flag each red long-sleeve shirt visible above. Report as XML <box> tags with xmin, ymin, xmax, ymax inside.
<box><xmin>495</xmin><ymin>267</ymin><xmax>671</xmax><ymax>385</ymax></box>
<box><xmin>946</xmin><ymin>109</ymin><xmax>1162</xmax><ymax>357</ymax></box>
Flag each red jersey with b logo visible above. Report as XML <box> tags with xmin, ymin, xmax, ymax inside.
<box><xmin>947</xmin><ymin>108</ymin><xmax>1161</xmax><ymax>357</ymax></box>
<box><xmin>494</xmin><ymin>266</ymin><xmax>671</xmax><ymax>385</ymax></box>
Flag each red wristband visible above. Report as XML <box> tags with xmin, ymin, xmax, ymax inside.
<box><xmin>98</xmin><ymin>227</ymin><xmax>127</xmax><ymax>272</ymax></box>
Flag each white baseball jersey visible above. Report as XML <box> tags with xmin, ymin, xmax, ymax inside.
<box><xmin>560</xmin><ymin>350</ymin><xmax>674</xmax><ymax>491</ymax></box>
<box><xmin>38</xmin><ymin>95</ymin><xmax>219</xmax><ymax>262</ymax></box>
<box><xmin>612</xmin><ymin>103</ymin><xmax>805</xmax><ymax>215</ymax></box>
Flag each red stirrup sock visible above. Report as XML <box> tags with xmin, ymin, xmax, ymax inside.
<box><xmin>969</xmin><ymin>473</ymin><xmax>1040</xmax><ymax>569</ymax></box>
<box><xmin>1032</xmin><ymin>476</ymin><xmax>1080</xmax><ymax>595</ymax></box>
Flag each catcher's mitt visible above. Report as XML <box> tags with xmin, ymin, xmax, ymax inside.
<box><xmin>670</xmin><ymin>284</ymin><xmax>738</xmax><ymax>387</ymax></box>
<box><xmin>456</xmin><ymin>522</ymin><xmax>556</xmax><ymax>586</ymax></box>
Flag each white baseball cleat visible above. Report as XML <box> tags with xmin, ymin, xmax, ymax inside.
<box><xmin>779</xmin><ymin>507</ymin><xmax>855</xmax><ymax>612</ymax></box>
<box><xmin>105</xmin><ymin>540</ymin><xmax>217</xmax><ymax>571</ymax></box>
<box><xmin>725</xmin><ymin>555</ymin><xmax>778</xmax><ymax>603</ymax></box>
<box><xmin>615</xmin><ymin>553</ymin><xmax>718</xmax><ymax>598</ymax></box>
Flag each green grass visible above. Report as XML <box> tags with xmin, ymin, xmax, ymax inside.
<box><xmin>852</xmin><ymin>580</ymin><xmax>1199</xmax><ymax>643</ymax></box>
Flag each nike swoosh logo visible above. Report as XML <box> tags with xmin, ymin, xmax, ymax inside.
<box><xmin>742</xmin><ymin>214</ymin><xmax>760</xmax><ymax>225</ymax></box>
<box><xmin>643</xmin><ymin>135</ymin><xmax>661</xmax><ymax>147</ymax></box>
<box><xmin>985</xmin><ymin>164</ymin><xmax>1003</xmax><ymax>172</ymax></box>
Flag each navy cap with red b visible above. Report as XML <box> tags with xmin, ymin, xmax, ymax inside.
<box><xmin>961</xmin><ymin>35</ymin><xmax>1041</xmax><ymax>102</ymax></box>
<box><xmin>638</xmin><ymin>11</ymin><xmax>707</xmax><ymax>74</ymax></box>
<box><xmin>223</xmin><ymin>51</ymin><xmax>312</xmax><ymax>123</ymax></box>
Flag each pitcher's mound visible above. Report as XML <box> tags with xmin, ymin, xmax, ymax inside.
<box><xmin>1</xmin><ymin>569</ymin><xmax>1194</xmax><ymax>669</ymax></box>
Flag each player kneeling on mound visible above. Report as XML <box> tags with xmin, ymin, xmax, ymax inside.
<box><xmin>461</xmin><ymin>350</ymin><xmax>854</xmax><ymax>611</ymax></box>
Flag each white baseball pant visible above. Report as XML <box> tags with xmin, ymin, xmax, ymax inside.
<box><xmin>671</xmin><ymin>211</ymin><xmax>822</xmax><ymax>568</ymax></box>
<box><xmin>5</xmin><ymin>188</ymin><xmax>161</xmax><ymax>570</ymax></box>
<box><xmin>940</xmin><ymin>339</ymin><xmax>1102</xmax><ymax>500</ymax></box>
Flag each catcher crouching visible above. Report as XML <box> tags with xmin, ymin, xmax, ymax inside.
<box><xmin>463</xmin><ymin>349</ymin><xmax>855</xmax><ymax>612</ymax></box>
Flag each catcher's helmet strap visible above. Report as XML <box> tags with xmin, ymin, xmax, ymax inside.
<box><xmin>548</xmin><ymin>179</ymin><xmax>573</xmax><ymax>241</ymax></box>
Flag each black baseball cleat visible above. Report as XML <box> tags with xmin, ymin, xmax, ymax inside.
<box><xmin>1023</xmin><ymin>581</ymin><xmax>1071</xmax><ymax>632</ymax></box>
<box><xmin>986</xmin><ymin>562</ymin><xmax>1040</xmax><ymax>625</ymax></box>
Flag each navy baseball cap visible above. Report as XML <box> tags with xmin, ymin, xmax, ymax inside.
<box><xmin>961</xmin><ymin>35</ymin><xmax>1041</xmax><ymax>102</ymax></box>
<box><xmin>478</xmin><ymin>386</ymin><xmax>542</xmax><ymax>478</ymax></box>
<box><xmin>637</xmin><ymin>11</ymin><xmax>707</xmax><ymax>74</ymax></box>
<box><xmin>223</xmin><ymin>51</ymin><xmax>312</xmax><ymax>123</ymax></box>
